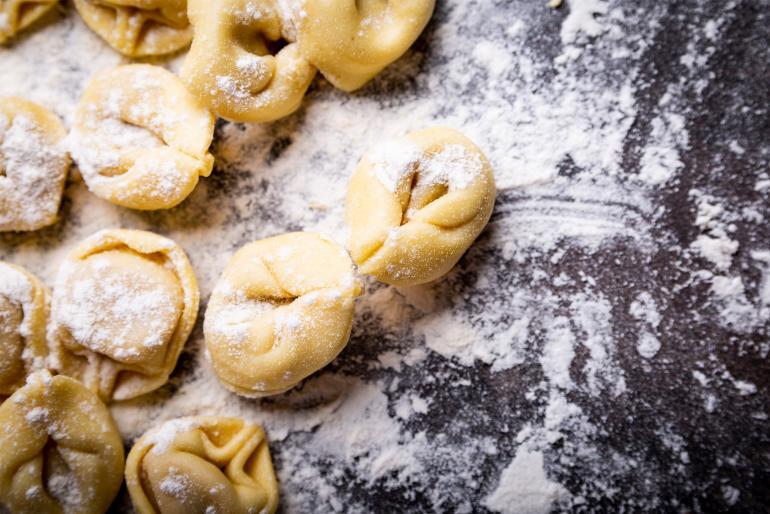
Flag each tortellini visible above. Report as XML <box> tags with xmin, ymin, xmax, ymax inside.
<box><xmin>50</xmin><ymin>228</ymin><xmax>199</xmax><ymax>402</ymax></box>
<box><xmin>68</xmin><ymin>64</ymin><xmax>215</xmax><ymax>210</ymax></box>
<box><xmin>346</xmin><ymin>127</ymin><xmax>496</xmax><ymax>286</ymax></box>
<box><xmin>126</xmin><ymin>416</ymin><xmax>279</xmax><ymax>514</ymax></box>
<box><xmin>296</xmin><ymin>0</ymin><xmax>436</xmax><ymax>91</ymax></box>
<box><xmin>180</xmin><ymin>0</ymin><xmax>434</xmax><ymax>122</ymax></box>
<box><xmin>0</xmin><ymin>370</ymin><xmax>124</xmax><ymax>514</ymax></box>
<box><xmin>204</xmin><ymin>232</ymin><xmax>362</xmax><ymax>397</ymax></box>
<box><xmin>180</xmin><ymin>0</ymin><xmax>316</xmax><ymax>123</ymax></box>
<box><xmin>73</xmin><ymin>0</ymin><xmax>193</xmax><ymax>57</ymax></box>
<box><xmin>0</xmin><ymin>0</ymin><xmax>58</xmax><ymax>44</ymax></box>
<box><xmin>0</xmin><ymin>262</ymin><xmax>48</xmax><ymax>398</ymax></box>
<box><xmin>0</xmin><ymin>96</ymin><xmax>70</xmax><ymax>232</ymax></box>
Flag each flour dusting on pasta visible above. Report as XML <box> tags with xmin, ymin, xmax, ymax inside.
<box><xmin>0</xmin><ymin>111</ymin><xmax>68</xmax><ymax>230</ymax></box>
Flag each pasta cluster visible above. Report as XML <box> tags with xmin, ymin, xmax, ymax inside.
<box><xmin>182</xmin><ymin>0</ymin><xmax>436</xmax><ymax>122</ymax></box>
<box><xmin>0</xmin><ymin>1</ymin><xmax>499</xmax><ymax>512</ymax></box>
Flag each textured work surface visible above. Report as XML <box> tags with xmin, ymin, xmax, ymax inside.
<box><xmin>1</xmin><ymin>1</ymin><xmax>768</xmax><ymax>512</ymax></box>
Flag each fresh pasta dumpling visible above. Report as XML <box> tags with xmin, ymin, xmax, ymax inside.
<box><xmin>0</xmin><ymin>262</ymin><xmax>48</xmax><ymax>398</ymax></box>
<box><xmin>73</xmin><ymin>0</ymin><xmax>193</xmax><ymax>57</ymax></box>
<box><xmin>67</xmin><ymin>65</ymin><xmax>215</xmax><ymax>210</ymax></box>
<box><xmin>346</xmin><ymin>127</ymin><xmax>496</xmax><ymax>286</ymax></box>
<box><xmin>180</xmin><ymin>0</ymin><xmax>316</xmax><ymax>123</ymax></box>
<box><xmin>204</xmin><ymin>232</ymin><xmax>362</xmax><ymax>397</ymax></box>
<box><xmin>126</xmin><ymin>416</ymin><xmax>279</xmax><ymax>514</ymax></box>
<box><xmin>0</xmin><ymin>370</ymin><xmax>124</xmax><ymax>514</ymax></box>
<box><xmin>296</xmin><ymin>0</ymin><xmax>435</xmax><ymax>91</ymax></box>
<box><xmin>0</xmin><ymin>0</ymin><xmax>58</xmax><ymax>44</ymax></box>
<box><xmin>50</xmin><ymin>228</ymin><xmax>199</xmax><ymax>402</ymax></box>
<box><xmin>0</xmin><ymin>96</ymin><xmax>70</xmax><ymax>232</ymax></box>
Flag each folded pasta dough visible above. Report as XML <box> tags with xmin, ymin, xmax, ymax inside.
<box><xmin>180</xmin><ymin>0</ymin><xmax>316</xmax><ymax>123</ymax></box>
<box><xmin>0</xmin><ymin>370</ymin><xmax>124</xmax><ymax>514</ymax></box>
<box><xmin>296</xmin><ymin>0</ymin><xmax>435</xmax><ymax>91</ymax></box>
<box><xmin>73</xmin><ymin>0</ymin><xmax>193</xmax><ymax>57</ymax></box>
<box><xmin>126</xmin><ymin>416</ymin><xmax>279</xmax><ymax>514</ymax></box>
<box><xmin>204</xmin><ymin>232</ymin><xmax>362</xmax><ymax>397</ymax></box>
<box><xmin>0</xmin><ymin>96</ymin><xmax>70</xmax><ymax>232</ymax></box>
<box><xmin>346</xmin><ymin>126</ymin><xmax>496</xmax><ymax>286</ymax></box>
<box><xmin>0</xmin><ymin>262</ymin><xmax>48</xmax><ymax>398</ymax></box>
<box><xmin>68</xmin><ymin>65</ymin><xmax>215</xmax><ymax>210</ymax></box>
<box><xmin>50</xmin><ymin>228</ymin><xmax>199</xmax><ymax>402</ymax></box>
<box><xmin>0</xmin><ymin>0</ymin><xmax>58</xmax><ymax>44</ymax></box>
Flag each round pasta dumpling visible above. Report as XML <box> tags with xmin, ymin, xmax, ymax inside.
<box><xmin>346</xmin><ymin>127</ymin><xmax>496</xmax><ymax>286</ymax></box>
<box><xmin>126</xmin><ymin>416</ymin><xmax>279</xmax><ymax>514</ymax></box>
<box><xmin>0</xmin><ymin>97</ymin><xmax>70</xmax><ymax>232</ymax></box>
<box><xmin>0</xmin><ymin>0</ymin><xmax>58</xmax><ymax>44</ymax></box>
<box><xmin>50</xmin><ymin>228</ymin><xmax>199</xmax><ymax>402</ymax></box>
<box><xmin>73</xmin><ymin>0</ymin><xmax>193</xmax><ymax>57</ymax></box>
<box><xmin>180</xmin><ymin>0</ymin><xmax>316</xmax><ymax>123</ymax></box>
<box><xmin>68</xmin><ymin>64</ymin><xmax>215</xmax><ymax>210</ymax></box>
<box><xmin>296</xmin><ymin>0</ymin><xmax>435</xmax><ymax>91</ymax></box>
<box><xmin>0</xmin><ymin>370</ymin><xmax>124</xmax><ymax>514</ymax></box>
<box><xmin>0</xmin><ymin>262</ymin><xmax>48</xmax><ymax>398</ymax></box>
<box><xmin>204</xmin><ymin>232</ymin><xmax>363</xmax><ymax>397</ymax></box>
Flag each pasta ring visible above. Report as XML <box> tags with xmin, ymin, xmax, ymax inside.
<box><xmin>73</xmin><ymin>0</ymin><xmax>193</xmax><ymax>57</ymax></box>
<box><xmin>50</xmin><ymin>228</ymin><xmax>199</xmax><ymax>402</ymax></box>
<box><xmin>180</xmin><ymin>0</ymin><xmax>316</xmax><ymax>123</ymax></box>
<box><xmin>0</xmin><ymin>262</ymin><xmax>49</xmax><ymax>398</ymax></box>
<box><xmin>0</xmin><ymin>370</ymin><xmax>124</xmax><ymax>514</ymax></box>
<box><xmin>204</xmin><ymin>232</ymin><xmax>362</xmax><ymax>397</ymax></box>
<box><xmin>297</xmin><ymin>0</ymin><xmax>436</xmax><ymax>91</ymax></box>
<box><xmin>346</xmin><ymin>126</ymin><xmax>496</xmax><ymax>286</ymax></box>
<box><xmin>68</xmin><ymin>64</ymin><xmax>215</xmax><ymax>210</ymax></box>
<box><xmin>0</xmin><ymin>96</ymin><xmax>69</xmax><ymax>232</ymax></box>
<box><xmin>126</xmin><ymin>416</ymin><xmax>279</xmax><ymax>514</ymax></box>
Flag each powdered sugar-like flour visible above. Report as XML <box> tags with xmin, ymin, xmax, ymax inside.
<box><xmin>1</xmin><ymin>0</ymin><xmax>768</xmax><ymax>512</ymax></box>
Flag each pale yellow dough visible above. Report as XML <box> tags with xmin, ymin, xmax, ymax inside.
<box><xmin>204</xmin><ymin>232</ymin><xmax>362</xmax><ymax>397</ymax></box>
<box><xmin>73</xmin><ymin>0</ymin><xmax>192</xmax><ymax>57</ymax></box>
<box><xmin>297</xmin><ymin>0</ymin><xmax>436</xmax><ymax>91</ymax></box>
<box><xmin>0</xmin><ymin>0</ymin><xmax>57</xmax><ymax>44</ymax></box>
<box><xmin>0</xmin><ymin>262</ymin><xmax>48</xmax><ymax>398</ymax></box>
<box><xmin>0</xmin><ymin>370</ymin><xmax>124</xmax><ymax>514</ymax></box>
<box><xmin>68</xmin><ymin>65</ymin><xmax>215</xmax><ymax>210</ymax></box>
<box><xmin>126</xmin><ymin>416</ymin><xmax>278</xmax><ymax>514</ymax></box>
<box><xmin>0</xmin><ymin>96</ymin><xmax>70</xmax><ymax>232</ymax></box>
<box><xmin>180</xmin><ymin>0</ymin><xmax>316</xmax><ymax>123</ymax></box>
<box><xmin>50</xmin><ymin>228</ymin><xmax>199</xmax><ymax>402</ymax></box>
<box><xmin>346</xmin><ymin>127</ymin><xmax>496</xmax><ymax>286</ymax></box>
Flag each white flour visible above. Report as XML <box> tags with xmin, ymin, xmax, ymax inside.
<box><xmin>0</xmin><ymin>111</ymin><xmax>69</xmax><ymax>231</ymax></box>
<box><xmin>0</xmin><ymin>0</ymin><xmax>767</xmax><ymax>512</ymax></box>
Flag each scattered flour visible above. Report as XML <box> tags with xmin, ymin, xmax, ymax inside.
<box><xmin>52</xmin><ymin>254</ymin><xmax>182</xmax><ymax>359</ymax></box>
<box><xmin>0</xmin><ymin>0</ymin><xmax>766</xmax><ymax>512</ymax></box>
<box><xmin>145</xmin><ymin>418</ymin><xmax>202</xmax><ymax>454</ymax></box>
<box><xmin>484</xmin><ymin>446</ymin><xmax>571</xmax><ymax>514</ymax></box>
